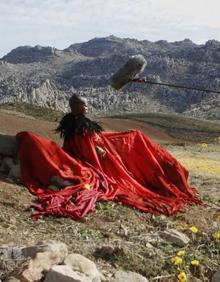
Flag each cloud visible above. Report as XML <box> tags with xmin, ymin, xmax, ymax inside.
<box><xmin>1</xmin><ymin>0</ymin><xmax>220</xmax><ymax>57</ymax></box>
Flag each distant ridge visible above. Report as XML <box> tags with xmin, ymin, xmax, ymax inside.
<box><xmin>0</xmin><ymin>36</ymin><xmax>220</xmax><ymax>119</ymax></box>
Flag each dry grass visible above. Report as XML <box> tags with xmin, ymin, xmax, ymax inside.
<box><xmin>0</xmin><ymin>144</ymin><xmax>219</xmax><ymax>281</ymax></box>
<box><xmin>168</xmin><ymin>143</ymin><xmax>220</xmax><ymax>177</ymax></box>
<box><xmin>113</xmin><ymin>112</ymin><xmax>220</xmax><ymax>143</ymax></box>
<box><xmin>0</xmin><ymin>106</ymin><xmax>219</xmax><ymax>281</ymax></box>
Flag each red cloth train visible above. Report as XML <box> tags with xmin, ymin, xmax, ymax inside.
<box><xmin>16</xmin><ymin>130</ymin><xmax>202</xmax><ymax>220</ymax></box>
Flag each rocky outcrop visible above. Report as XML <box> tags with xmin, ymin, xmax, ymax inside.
<box><xmin>2</xmin><ymin>241</ymin><xmax>148</xmax><ymax>282</ymax></box>
<box><xmin>0</xmin><ymin>36</ymin><xmax>220</xmax><ymax>119</ymax></box>
<box><xmin>1</xmin><ymin>45</ymin><xmax>59</xmax><ymax>64</ymax></box>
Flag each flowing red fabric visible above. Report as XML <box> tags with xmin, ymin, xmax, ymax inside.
<box><xmin>16</xmin><ymin>130</ymin><xmax>202</xmax><ymax>220</ymax></box>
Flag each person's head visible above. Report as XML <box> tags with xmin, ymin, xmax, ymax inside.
<box><xmin>69</xmin><ymin>95</ymin><xmax>88</xmax><ymax>115</ymax></box>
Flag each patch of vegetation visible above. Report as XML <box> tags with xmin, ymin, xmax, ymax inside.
<box><xmin>94</xmin><ymin>245</ymin><xmax>167</xmax><ymax>278</ymax></box>
<box><xmin>0</xmin><ymin>105</ymin><xmax>219</xmax><ymax>281</ymax></box>
<box><xmin>78</xmin><ymin>224</ymin><xmax>103</xmax><ymax>241</ymax></box>
<box><xmin>1</xmin><ymin>103</ymin><xmax>220</xmax><ymax>143</ymax></box>
<box><xmin>112</xmin><ymin>112</ymin><xmax>220</xmax><ymax>142</ymax></box>
<box><xmin>0</xmin><ymin>103</ymin><xmax>63</xmax><ymax>122</ymax></box>
<box><xmin>96</xmin><ymin>201</ymin><xmax>116</xmax><ymax>215</ymax></box>
<box><xmin>201</xmin><ymin>194</ymin><xmax>220</xmax><ymax>206</ymax></box>
<box><xmin>165</xmin><ymin>230</ymin><xmax>220</xmax><ymax>282</ymax></box>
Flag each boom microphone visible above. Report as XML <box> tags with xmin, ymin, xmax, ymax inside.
<box><xmin>111</xmin><ymin>55</ymin><xmax>147</xmax><ymax>90</ymax></box>
<box><xmin>111</xmin><ymin>54</ymin><xmax>220</xmax><ymax>95</ymax></box>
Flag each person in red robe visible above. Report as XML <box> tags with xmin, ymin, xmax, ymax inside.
<box><xmin>16</xmin><ymin>95</ymin><xmax>202</xmax><ymax>220</ymax></box>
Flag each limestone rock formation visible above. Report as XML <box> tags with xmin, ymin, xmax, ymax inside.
<box><xmin>0</xmin><ymin>36</ymin><xmax>220</xmax><ymax>119</ymax></box>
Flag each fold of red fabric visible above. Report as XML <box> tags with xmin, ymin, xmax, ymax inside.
<box><xmin>16</xmin><ymin>130</ymin><xmax>202</xmax><ymax>220</ymax></box>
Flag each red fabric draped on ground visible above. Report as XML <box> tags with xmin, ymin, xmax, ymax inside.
<box><xmin>16</xmin><ymin>130</ymin><xmax>202</xmax><ymax>220</ymax></box>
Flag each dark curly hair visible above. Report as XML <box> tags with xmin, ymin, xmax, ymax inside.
<box><xmin>56</xmin><ymin>113</ymin><xmax>103</xmax><ymax>139</ymax></box>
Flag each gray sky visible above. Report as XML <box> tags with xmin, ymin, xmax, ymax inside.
<box><xmin>1</xmin><ymin>0</ymin><xmax>220</xmax><ymax>57</ymax></box>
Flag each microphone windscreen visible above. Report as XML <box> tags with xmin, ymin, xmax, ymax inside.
<box><xmin>111</xmin><ymin>55</ymin><xmax>147</xmax><ymax>90</ymax></box>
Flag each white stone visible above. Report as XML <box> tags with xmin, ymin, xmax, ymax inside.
<box><xmin>64</xmin><ymin>254</ymin><xmax>101</xmax><ymax>282</ymax></box>
<box><xmin>110</xmin><ymin>271</ymin><xmax>149</xmax><ymax>282</ymax></box>
<box><xmin>6</xmin><ymin>277</ymin><xmax>21</xmax><ymax>282</ymax></box>
<box><xmin>44</xmin><ymin>265</ymin><xmax>91</xmax><ymax>282</ymax></box>
<box><xmin>19</xmin><ymin>245</ymin><xmax>68</xmax><ymax>282</ymax></box>
<box><xmin>159</xmin><ymin>229</ymin><xmax>190</xmax><ymax>247</ymax></box>
<box><xmin>212</xmin><ymin>268</ymin><xmax>220</xmax><ymax>282</ymax></box>
<box><xmin>19</xmin><ymin>251</ymin><xmax>61</xmax><ymax>281</ymax></box>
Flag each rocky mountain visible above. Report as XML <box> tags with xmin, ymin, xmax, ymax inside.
<box><xmin>0</xmin><ymin>35</ymin><xmax>220</xmax><ymax>119</ymax></box>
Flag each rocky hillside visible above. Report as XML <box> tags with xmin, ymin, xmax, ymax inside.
<box><xmin>0</xmin><ymin>36</ymin><xmax>220</xmax><ymax>119</ymax></box>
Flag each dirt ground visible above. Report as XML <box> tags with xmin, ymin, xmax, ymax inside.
<box><xmin>0</xmin><ymin>111</ymin><xmax>177</xmax><ymax>144</ymax></box>
<box><xmin>0</xmin><ymin>110</ymin><xmax>219</xmax><ymax>282</ymax></box>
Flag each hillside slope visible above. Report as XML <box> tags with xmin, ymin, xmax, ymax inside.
<box><xmin>0</xmin><ymin>110</ymin><xmax>219</xmax><ymax>281</ymax></box>
<box><xmin>0</xmin><ymin>36</ymin><xmax>220</xmax><ymax>119</ymax></box>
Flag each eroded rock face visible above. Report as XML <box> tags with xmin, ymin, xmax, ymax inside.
<box><xmin>1</xmin><ymin>36</ymin><xmax>220</xmax><ymax>119</ymax></box>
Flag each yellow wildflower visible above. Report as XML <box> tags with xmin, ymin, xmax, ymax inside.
<box><xmin>190</xmin><ymin>226</ymin><xmax>199</xmax><ymax>233</ymax></box>
<box><xmin>171</xmin><ymin>256</ymin><xmax>183</xmax><ymax>266</ymax></box>
<box><xmin>191</xmin><ymin>259</ymin><xmax>200</xmax><ymax>266</ymax></box>
<box><xmin>177</xmin><ymin>250</ymin><xmax>185</xmax><ymax>257</ymax></box>
<box><xmin>84</xmin><ymin>183</ymin><xmax>92</xmax><ymax>190</ymax></box>
<box><xmin>213</xmin><ymin>231</ymin><xmax>220</xmax><ymax>239</ymax></box>
<box><xmin>200</xmin><ymin>143</ymin><xmax>208</xmax><ymax>148</ymax></box>
<box><xmin>178</xmin><ymin>271</ymin><xmax>187</xmax><ymax>282</ymax></box>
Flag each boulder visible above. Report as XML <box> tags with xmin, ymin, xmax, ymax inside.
<box><xmin>15</xmin><ymin>242</ymin><xmax>68</xmax><ymax>282</ymax></box>
<box><xmin>110</xmin><ymin>270</ymin><xmax>149</xmax><ymax>282</ymax></box>
<box><xmin>19</xmin><ymin>250</ymin><xmax>66</xmax><ymax>282</ymax></box>
<box><xmin>64</xmin><ymin>254</ymin><xmax>101</xmax><ymax>282</ymax></box>
<box><xmin>44</xmin><ymin>265</ymin><xmax>91</xmax><ymax>282</ymax></box>
<box><xmin>0</xmin><ymin>133</ymin><xmax>18</xmax><ymax>157</ymax></box>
